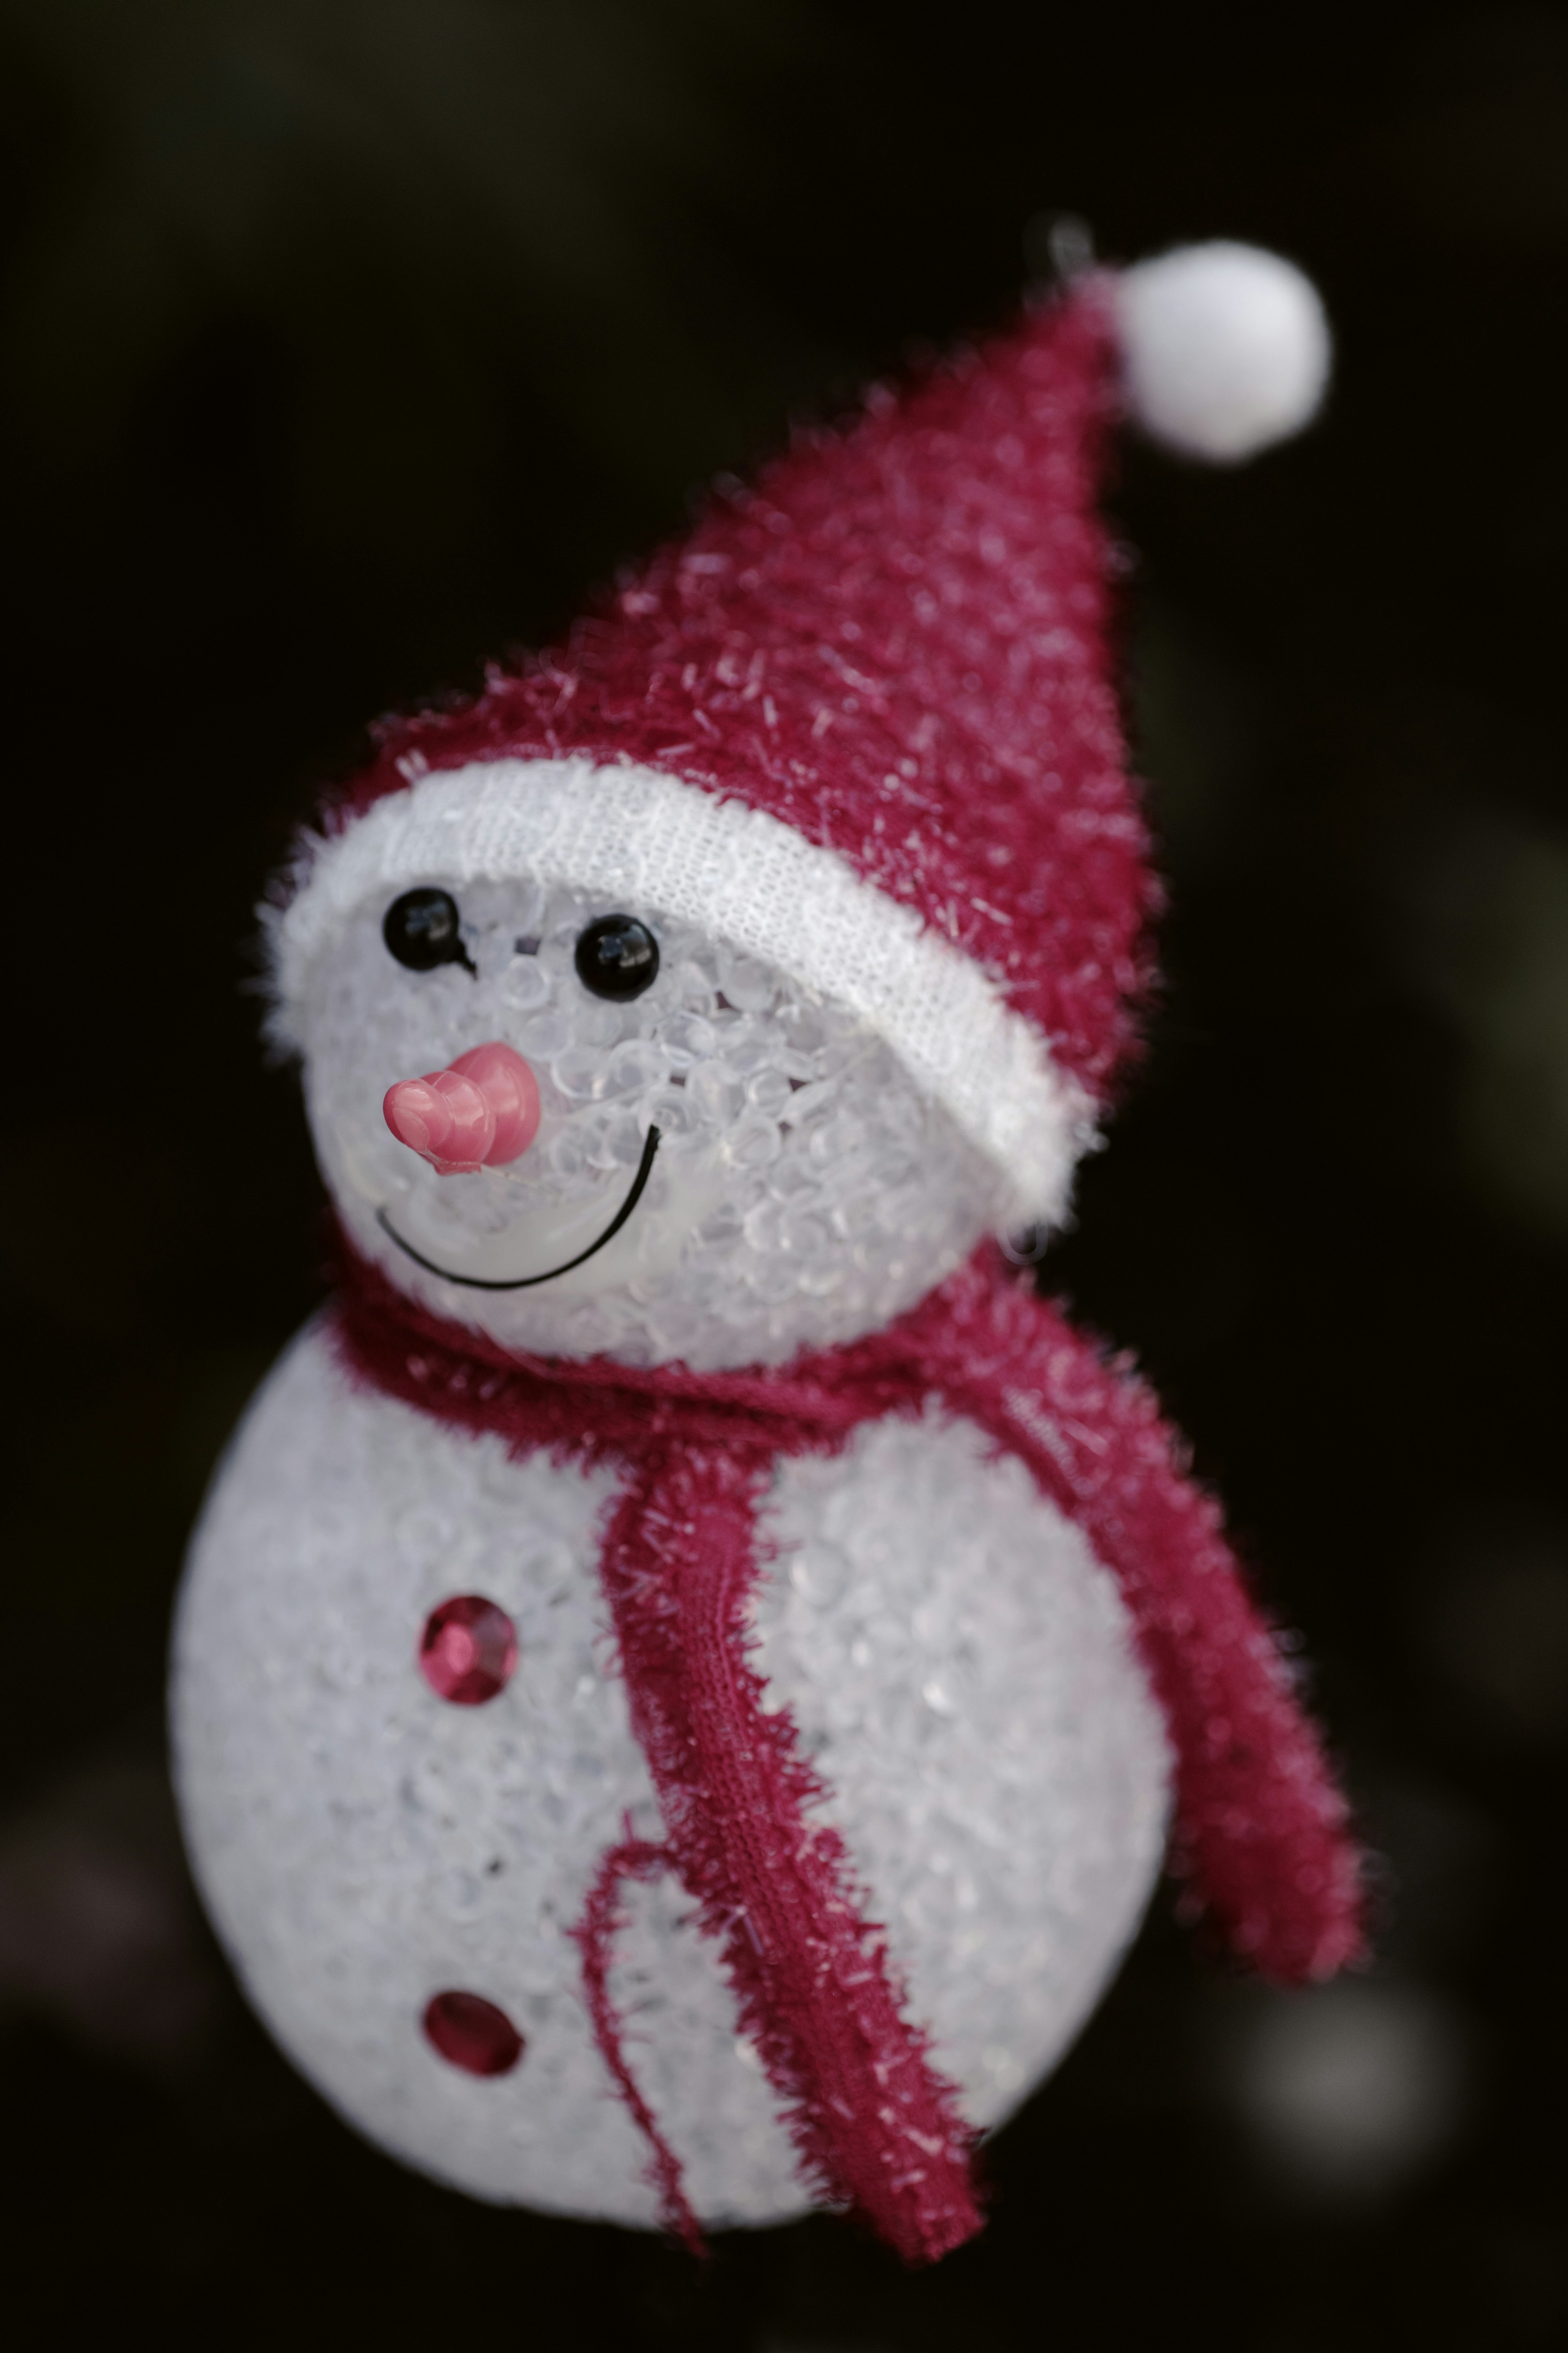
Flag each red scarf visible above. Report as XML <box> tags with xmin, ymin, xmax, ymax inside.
<box><xmin>331</xmin><ymin>1236</ymin><xmax>1362</xmax><ymax>2262</ymax></box>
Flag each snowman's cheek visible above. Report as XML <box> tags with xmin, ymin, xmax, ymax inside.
<box><xmin>301</xmin><ymin>1064</ymin><xmax>420</xmax><ymax>1222</ymax></box>
<box><xmin>321</xmin><ymin>1111</ymin><xmax>390</xmax><ymax>1211</ymax></box>
<box><xmin>532</xmin><ymin>1149</ymin><xmax>731</xmax><ymax>1301</ymax></box>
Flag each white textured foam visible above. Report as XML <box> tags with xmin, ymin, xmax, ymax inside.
<box><xmin>172</xmin><ymin>1325</ymin><xmax>1171</xmax><ymax>2226</ymax></box>
<box><xmin>270</xmin><ymin>759</ymin><xmax>1095</xmax><ymax>1222</ymax></box>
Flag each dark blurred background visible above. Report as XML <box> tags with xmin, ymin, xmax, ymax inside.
<box><xmin>3</xmin><ymin>3</ymin><xmax>1567</xmax><ymax>2345</ymax></box>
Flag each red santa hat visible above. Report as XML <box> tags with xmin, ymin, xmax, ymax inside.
<box><xmin>272</xmin><ymin>241</ymin><xmax>1329</xmax><ymax>1224</ymax></box>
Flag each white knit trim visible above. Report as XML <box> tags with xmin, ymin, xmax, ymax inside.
<box><xmin>271</xmin><ymin>757</ymin><xmax>1096</xmax><ymax>1220</ymax></box>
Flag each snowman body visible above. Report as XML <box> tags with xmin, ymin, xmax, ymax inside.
<box><xmin>174</xmin><ymin>1316</ymin><xmax>1169</xmax><ymax>2226</ymax></box>
<box><xmin>169</xmin><ymin>756</ymin><xmax>1187</xmax><ymax>2228</ymax></box>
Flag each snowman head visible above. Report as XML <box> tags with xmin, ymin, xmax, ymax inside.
<box><xmin>273</xmin><ymin>758</ymin><xmax>1069</xmax><ymax>1369</ymax></box>
<box><xmin>269</xmin><ymin>251</ymin><xmax>1327</xmax><ymax>1369</ymax></box>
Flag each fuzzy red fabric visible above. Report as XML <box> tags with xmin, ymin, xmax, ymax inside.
<box><xmin>330</xmin><ymin>284</ymin><xmax>1152</xmax><ymax>1104</ymax></box>
<box><xmin>572</xmin><ymin>1450</ymin><xmax>982</xmax><ymax>2264</ymax></box>
<box><xmin>329</xmin><ymin>1237</ymin><xmax>1363</xmax><ymax>2259</ymax></box>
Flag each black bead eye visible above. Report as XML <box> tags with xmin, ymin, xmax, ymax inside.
<box><xmin>383</xmin><ymin>888</ymin><xmax>474</xmax><ymax>974</ymax></box>
<box><xmin>574</xmin><ymin>914</ymin><xmax>660</xmax><ymax>1001</ymax></box>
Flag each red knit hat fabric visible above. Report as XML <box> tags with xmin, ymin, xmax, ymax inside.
<box><xmin>340</xmin><ymin>283</ymin><xmax>1151</xmax><ymax>1105</ymax></box>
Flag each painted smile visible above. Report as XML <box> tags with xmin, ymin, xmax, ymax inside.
<box><xmin>376</xmin><ymin>1126</ymin><xmax>662</xmax><ymax>1291</ymax></box>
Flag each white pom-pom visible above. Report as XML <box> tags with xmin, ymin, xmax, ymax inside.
<box><xmin>1114</xmin><ymin>241</ymin><xmax>1330</xmax><ymax>464</ymax></box>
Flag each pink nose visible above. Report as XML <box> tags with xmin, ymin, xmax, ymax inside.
<box><xmin>383</xmin><ymin>1042</ymin><xmax>541</xmax><ymax>1175</ymax></box>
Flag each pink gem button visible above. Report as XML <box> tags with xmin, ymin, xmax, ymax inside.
<box><xmin>418</xmin><ymin>1595</ymin><xmax>518</xmax><ymax>1705</ymax></box>
<box><xmin>422</xmin><ymin>1989</ymin><xmax>525</xmax><ymax>2077</ymax></box>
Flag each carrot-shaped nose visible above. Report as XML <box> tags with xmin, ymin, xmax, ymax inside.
<box><xmin>383</xmin><ymin>1042</ymin><xmax>541</xmax><ymax>1175</ymax></box>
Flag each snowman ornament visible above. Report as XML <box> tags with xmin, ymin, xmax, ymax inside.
<box><xmin>174</xmin><ymin>245</ymin><xmax>1360</xmax><ymax>2262</ymax></box>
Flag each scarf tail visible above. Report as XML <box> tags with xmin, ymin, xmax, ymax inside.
<box><xmin>569</xmin><ymin>1833</ymin><xmax>707</xmax><ymax>2255</ymax></box>
<box><xmin>597</xmin><ymin>1448</ymin><xmax>984</xmax><ymax>2264</ymax></box>
<box><xmin>922</xmin><ymin>1264</ymin><xmax>1365</xmax><ymax>1984</ymax></box>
